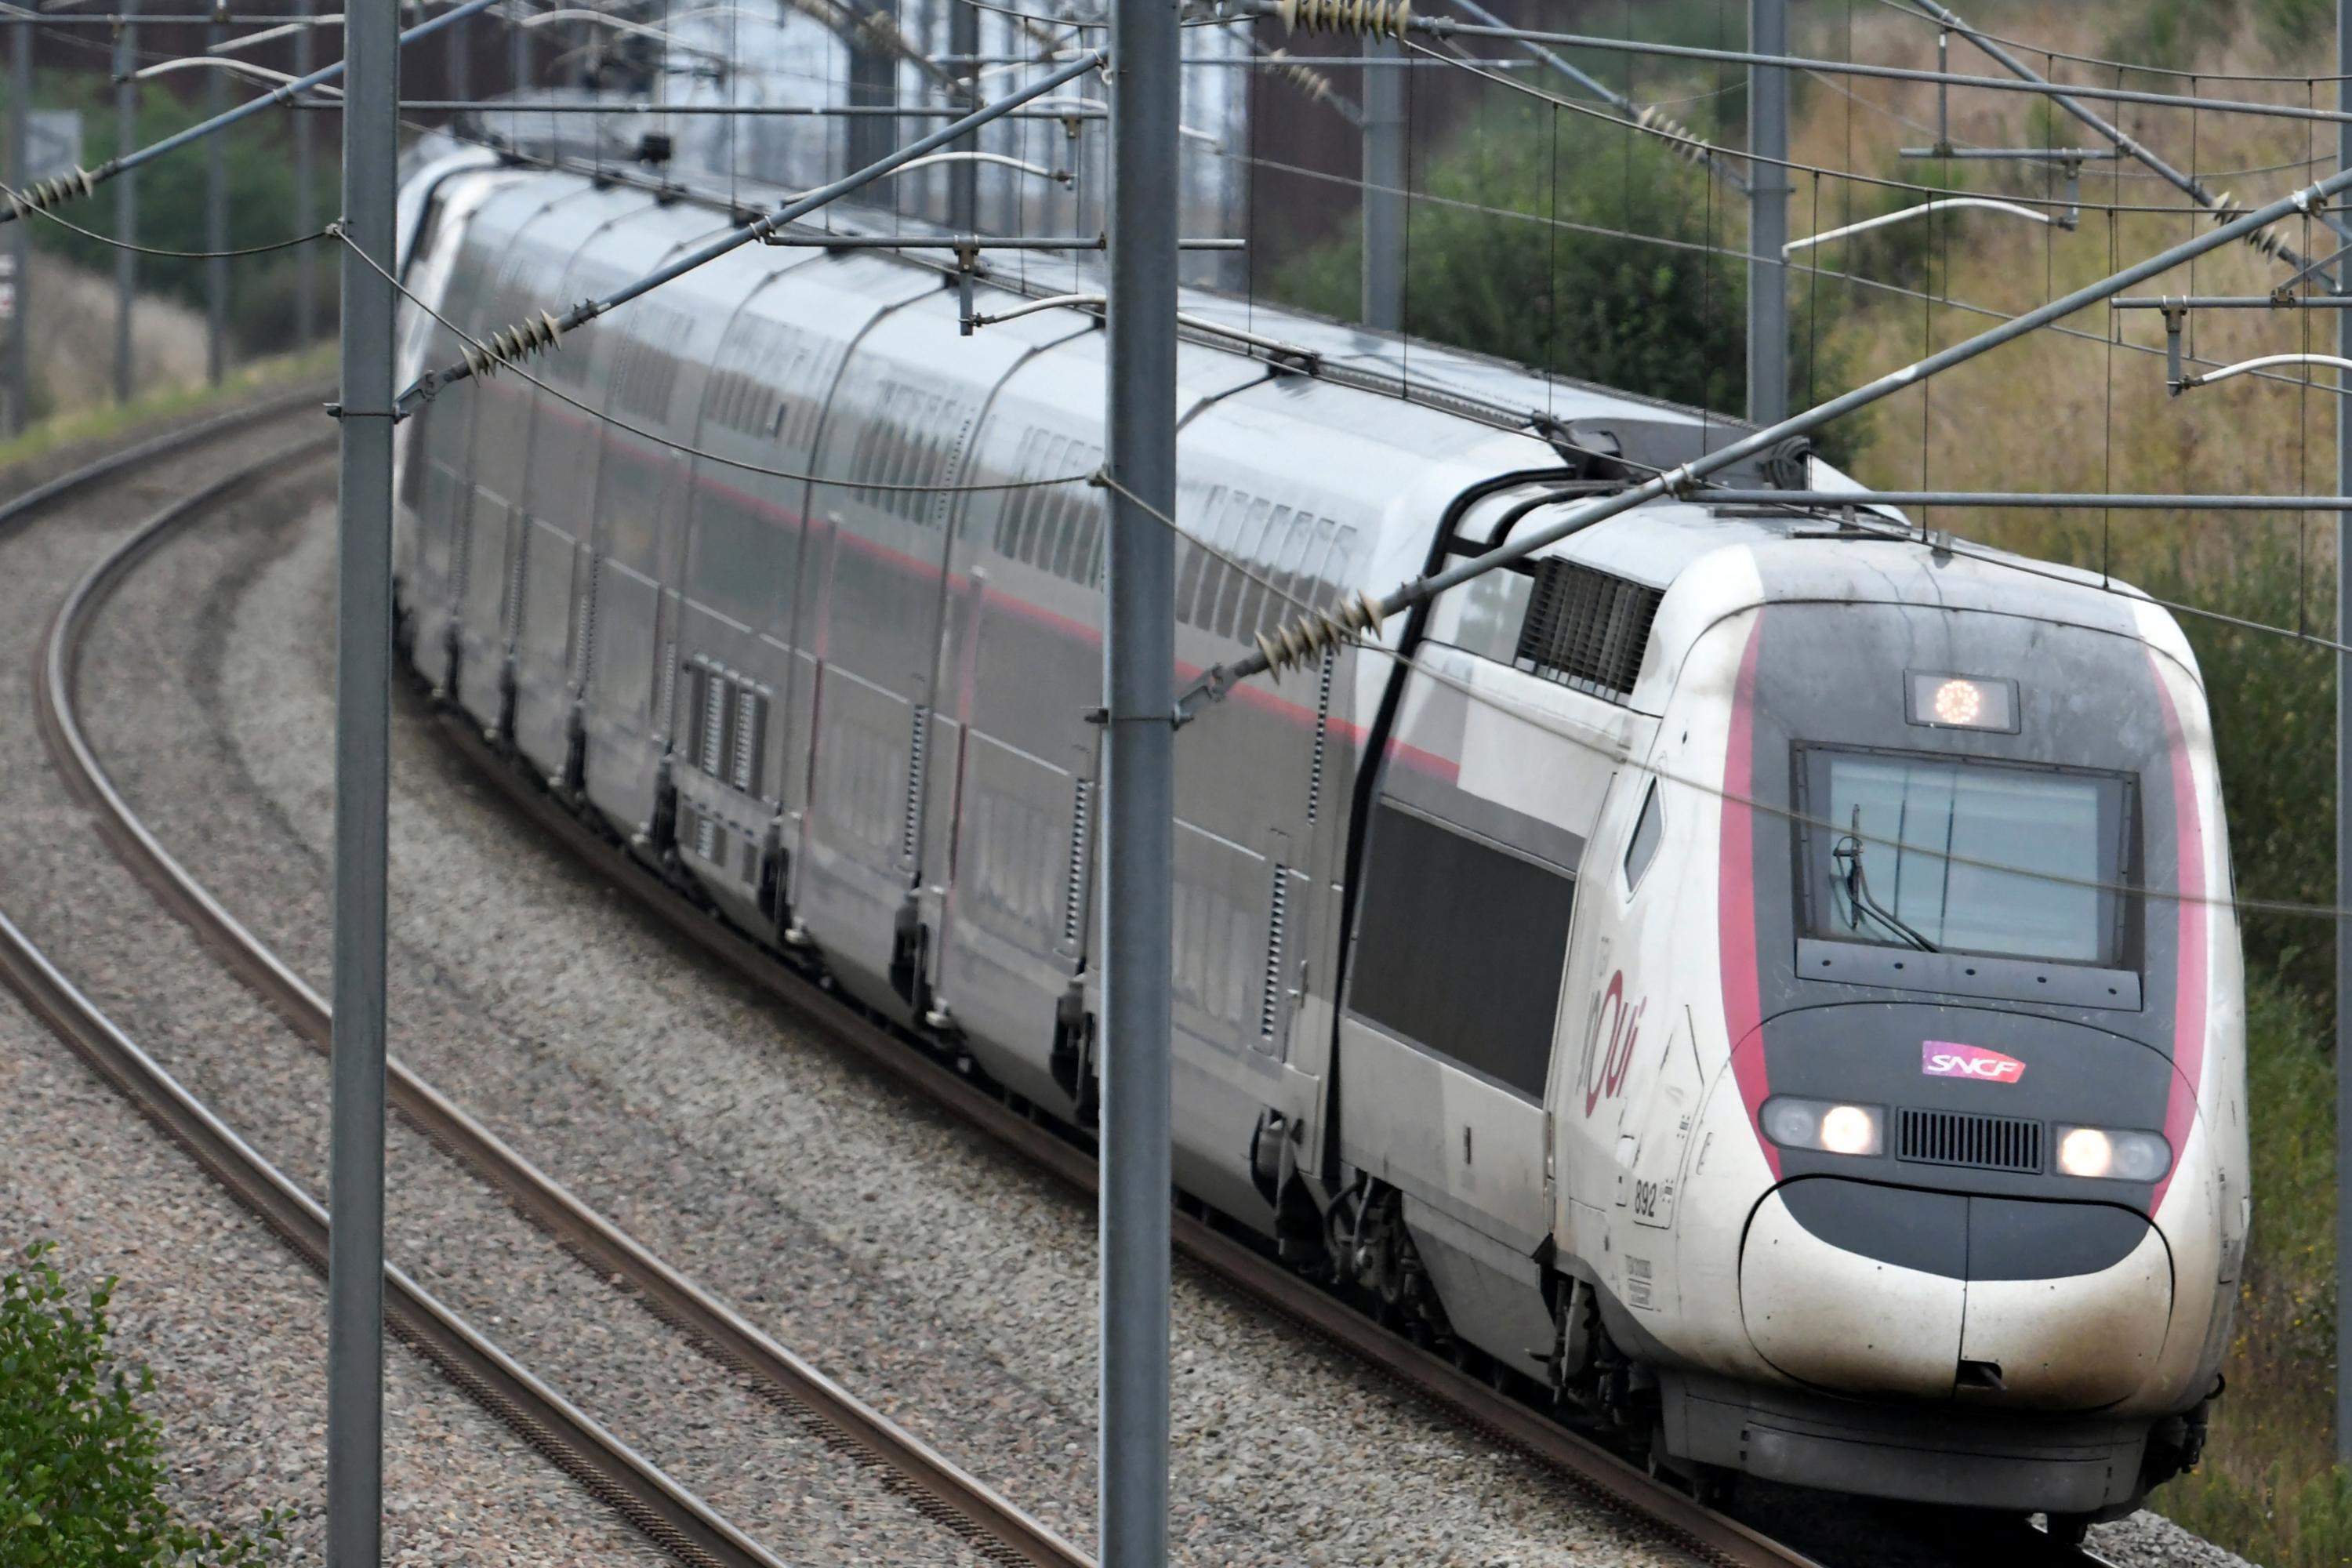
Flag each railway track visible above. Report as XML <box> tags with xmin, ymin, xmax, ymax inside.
<box><xmin>2</xmin><ymin>401</ymin><xmax>1085</xmax><ymax>1568</ymax></box>
<box><xmin>7</xmin><ymin>404</ymin><xmax>2129</xmax><ymax>1568</ymax></box>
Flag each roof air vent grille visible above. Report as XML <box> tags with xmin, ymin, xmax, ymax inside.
<box><xmin>1512</xmin><ymin>557</ymin><xmax>1663</xmax><ymax>704</ymax></box>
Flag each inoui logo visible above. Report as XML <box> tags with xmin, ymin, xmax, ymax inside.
<box><xmin>1921</xmin><ymin>1040</ymin><xmax>2027</xmax><ymax>1083</ymax></box>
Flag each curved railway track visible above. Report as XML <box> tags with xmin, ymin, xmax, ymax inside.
<box><xmin>2</xmin><ymin>401</ymin><xmax>1086</xmax><ymax>1568</ymax></box>
<box><xmin>6</xmin><ymin>404</ymin><xmax>2128</xmax><ymax>1568</ymax></box>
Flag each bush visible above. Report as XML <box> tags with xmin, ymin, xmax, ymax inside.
<box><xmin>0</xmin><ymin>1240</ymin><xmax>281</xmax><ymax>1566</ymax></box>
<box><xmin>1269</xmin><ymin>104</ymin><xmax>1855</xmax><ymax>463</ymax></box>
<box><xmin>1</xmin><ymin>69</ymin><xmax>339</xmax><ymax>356</ymax></box>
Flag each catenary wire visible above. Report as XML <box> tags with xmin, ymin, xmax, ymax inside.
<box><xmin>1871</xmin><ymin>0</ymin><xmax>2352</xmax><ymax>83</ymax></box>
<box><xmin>0</xmin><ymin>179</ymin><xmax>332</xmax><ymax>256</ymax></box>
<box><xmin>1403</xmin><ymin>34</ymin><xmax>2302</xmax><ymax>216</ymax></box>
<box><xmin>1214</xmin><ymin>145</ymin><xmax>2350</xmax><ymax>397</ymax></box>
<box><xmin>339</xmin><ymin>228</ymin><xmax>1096</xmax><ymax>496</ymax></box>
<box><xmin>1799</xmin><ymin>65</ymin><xmax>2336</xmax><ymax>183</ymax></box>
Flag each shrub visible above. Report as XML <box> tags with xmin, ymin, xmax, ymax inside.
<box><xmin>0</xmin><ymin>1240</ymin><xmax>281</xmax><ymax>1566</ymax></box>
<box><xmin>1</xmin><ymin>68</ymin><xmax>339</xmax><ymax>357</ymax></box>
<box><xmin>1269</xmin><ymin>103</ymin><xmax>1856</xmax><ymax>462</ymax></box>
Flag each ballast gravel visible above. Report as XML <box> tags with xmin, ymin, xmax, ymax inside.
<box><xmin>0</xmin><ymin>417</ymin><xmax>675</xmax><ymax>1566</ymax></box>
<box><xmin>0</xmin><ymin>986</ymin><xmax>678</xmax><ymax>1568</ymax></box>
<box><xmin>154</xmin><ymin>508</ymin><xmax>1702</xmax><ymax>1564</ymax></box>
<box><xmin>63</xmin><ymin>476</ymin><xmax>989</xmax><ymax>1567</ymax></box>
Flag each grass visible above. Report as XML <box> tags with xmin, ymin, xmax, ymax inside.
<box><xmin>0</xmin><ymin>343</ymin><xmax>336</xmax><ymax>477</ymax></box>
<box><xmin>2158</xmin><ymin>971</ymin><xmax>2342</xmax><ymax>1565</ymax></box>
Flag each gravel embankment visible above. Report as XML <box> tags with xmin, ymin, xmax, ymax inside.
<box><xmin>52</xmin><ymin>470</ymin><xmax>991</xmax><ymax>1566</ymax></box>
<box><xmin>89</xmin><ymin>488</ymin><xmax>1713</xmax><ymax>1566</ymax></box>
<box><xmin>0</xmin><ymin>419</ymin><xmax>674</xmax><ymax>1565</ymax></box>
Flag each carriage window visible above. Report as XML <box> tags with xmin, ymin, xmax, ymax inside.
<box><xmin>1624</xmin><ymin>780</ymin><xmax>1663</xmax><ymax>892</ymax></box>
<box><xmin>1348</xmin><ymin>803</ymin><xmax>1575</xmax><ymax>1099</ymax></box>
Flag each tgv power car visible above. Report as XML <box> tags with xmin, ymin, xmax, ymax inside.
<box><xmin>392</xmin><ymin>147</ymin><xmax>2245</xmax><ymax>1528</ymax></box>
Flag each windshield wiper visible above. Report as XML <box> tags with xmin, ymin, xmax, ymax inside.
<box><xmin>1831</xmin><ymin>808</ymin><xmax>1940</xmax><ymax>953</ymax></box>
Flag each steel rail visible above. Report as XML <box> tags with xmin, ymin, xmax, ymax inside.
<box><xmin>24</xmin><ymin>421</ymin><xmax>1089</xmax><ymax>1568</ymax></box>
<box><xmin>419</xmin><ymin>715</ymin><xmax>1824</xmax><ymax>1568</ymax></box>
<box><xmin>0</xmin><ymin>418</ymin><xmax>786</xmax><ymax>1568</ymax></box>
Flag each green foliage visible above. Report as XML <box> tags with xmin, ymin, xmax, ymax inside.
<box><xmin>2250</xmin><ymin>0</ymin><xmax>2337</xmax><ymax>45</ymax></box>
<box><xmin>1269</xmin><ymin>107</ymin><xmax>1852</xmax><ymax>461</ymax></box>
<box><xmin>2122</xmin><ymin>0</ymin><xmax>2332</xmax><ymax>58</ymax></box>
<box><xmin>1</xmin><ymin>69</ymin><xmax>338</xmax><ymax>355</ymax></box>
<box><xmin>2145</xmin><ymin>971</ymin><xmax>2344</xmax><ymax>1561</ymax></box>
<box><xmin>0</xmin><ymin>1241</ymin><xmax>281</xmax><ymax>1566</ymax></box>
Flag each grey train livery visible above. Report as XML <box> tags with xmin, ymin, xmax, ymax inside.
<box><xmin>391</xmin><ymin>149</ymin><xmax>2247</xmax><ymax>1529</ymax></box>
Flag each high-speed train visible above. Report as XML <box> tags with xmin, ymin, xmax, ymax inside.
<box><xmin>390</xmin><ymin>146</ymin><xmax>2248</xmax><ymax>1531</ymax></box>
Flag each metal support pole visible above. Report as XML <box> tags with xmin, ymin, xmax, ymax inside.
<box><xmin>1101</xmin><ymin>0</ymin><xmax>1176</xmax><ymax>1563</ymax></box>
<box><xmin>205</xmin><ymin>23</ymin><xmax>226</xmax><ymax>386</ymax></box>
<box><xmin>6</xmin><ymin>5</ymin><xmax>29</xmax><ymax>436</ymax></box>
<box><xmin>1907</xmin><ymin>0</ymin><xmax>2334</xmax><ymax>267</ymax></box>
<box><xmin>448</xmin><ymin>0</ymin><xmax>469</xmax><ymax>110</ymax></box>
<box><xmin>295</xmin><ymin>0</ymin><xmax>315</xmax><ymax>346</ymax></box>
<box><xmin>328</xmin><ymin>0</ymin><xmax>397</xmax><ymax>1556</ymax></box>
<box><xmin>2335</xmin><ymin>0</ymin><xmax>2352</xmax><ymax>1472</ymax></box>
<box><xmin>114</xmin><ymin>1</ymin><xmax>136</xmax><ymax>405</ymax></box>
<box><xmin>848</xmin><ymin>25</ymin><xmax>893</xmax><ymax>184</ymax></box>
<box><xmin>510</xmin><ymin>0</ymin><xmax>527</xmax><ymax>157</ymax></box>
<box><xmin>401</xmin><ymin>49</ymin><xmax>1108</xmax><ymax>407</ymax></box>
<box><xmin>949</xmin><ymin>0</ymin><xmax>978</xmax><ymax>233</ymax></box>
<box><xmin>1359</xmin><ymin>34</ymin><xmax>1403</xmax><ymax>332</ymax></box>
<box><xmin>1747</xmin><ymin>0</ymin><xmax>1788</xmax><ymax>426</ymax></box>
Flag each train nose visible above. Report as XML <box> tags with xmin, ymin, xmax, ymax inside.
<box><xmin>1740</xmin><ymin>1178</ymin><xmax>2174</xmax><ymax>1407</ymax></box>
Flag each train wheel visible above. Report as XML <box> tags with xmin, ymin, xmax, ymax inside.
<box><xmin>2044</xmin><ymin>1514</ymin><xmax>2092</xmax><ymax>1548</ymax></box>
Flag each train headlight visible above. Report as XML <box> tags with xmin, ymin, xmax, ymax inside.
<box><xmin>2056</xmin><ymin>1124</ymin><xmax>2171</xmax><ymax>1182</ymax></box>
<box><xmin>1932</xmin><ymin>679</ymin><xmax>1982</xmax><ymax>726</ymax></box>
<box><xmin>1904</xmin><ymin>671</ymin><xmax>2019</xmax><ymax>732</ymax></box>
<box><xmin>1761</xmin><ymin>1096</ymin><xmax>1884</xmax><ymax>1156</ymax></box>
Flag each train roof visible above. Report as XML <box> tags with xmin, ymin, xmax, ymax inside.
<box><xmin>406</xmin><ymin>142</ymin><xmax>2202</xmax><ymax>689</ymax></box>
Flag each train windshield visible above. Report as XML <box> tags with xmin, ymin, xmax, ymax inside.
<box><xmin>1803</xmin><ymin>750</ymin><xmax>2131</xmax><ymax>966</ymax></box>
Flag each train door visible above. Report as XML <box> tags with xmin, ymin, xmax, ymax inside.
<box><xmin>1334</xmin><ymin>646</ymin><xmax>1589</xmax><ymax>1261</ymax></box>
<box><xmin>792</xmin><ymin>296</ymin><xmax>1087</xmax><ymax>1018</ymax></box>
<box><xmin>507</xmin><ymin>332</ymin><xmax>608</xmax><ymax>778</ymax></box>
<box><xmin>394</xmin><ymin>172</ymin><xmax>522</xmax><ymax>684</ymax></box>
<box><xmin>543</xmin><ymin>229</ymin><xmax>734</xmax><ymax>860</ymax></box>
<box><xmin>451</xmin><ymin>187</ymin><xmax>644</xmax><ymax>738</ymax></box>
<box><xmin>925</xmin><ymin>394</ymin><xmax>1109</xmax><ymax>1108</ymax></box>
<box><xmin>448</xmin><ymin>248</ymin><xmax>543</xmax><ymax>729</ymax></box>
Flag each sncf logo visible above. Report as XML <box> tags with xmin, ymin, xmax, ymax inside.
<box><xmin>1922</xmin><ymin>1041</ymin><xmax>2027</xmax><ymax>1083</ymax></box>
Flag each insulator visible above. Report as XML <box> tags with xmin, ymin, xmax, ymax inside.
<box><xmin>1264</xmin><ymin>48</ymin><xmax>1338</xmax><ymax>109</ymax></box>
<box><xmin>1632</xmin><ymin>104</ymin><xmax>1715</xmax><ymax>169</ymax></box>
<box><xmin>463</xmin><ymin>308</ymin><xmax>564</xmax><ymax>379</ymax></box>
<box><xmin>1275</xmin><ymin>0</ymin><xmax>1414</xmax><ymax>40</ymax></box>
<box><xmin>2207</xmin><ymin>191</ymin><xmax>2288</xmax><ymax>260</ymax></box>
<box><xmin>1252</xmin><ymin>590</ymin><xmax>1385</xmax><ymax>681</ymax></box>
<box><xmin>6</xmin><ymin>165</ymin><xmax>96</xmax><ymax>220</ymax></box>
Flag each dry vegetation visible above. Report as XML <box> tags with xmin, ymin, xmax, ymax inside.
<box><xmin>24</xmin><ymin>255</ymin><xmax>209</xmax><ymax>423</ymax></box>
<box><xmin>1788</xmin><ymin>5</ymin><xmax>2344</xmax><ymax>1559</ymax></box>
